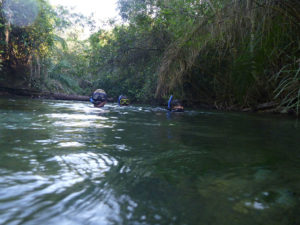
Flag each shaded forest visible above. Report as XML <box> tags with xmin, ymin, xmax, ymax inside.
<box><xmin>0</xmin><ymin>0</ymin><xmax>299</xmax><ymax>114</ymax></box>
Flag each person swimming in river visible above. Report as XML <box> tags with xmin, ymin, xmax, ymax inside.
<box><xmin>167</xmin><ymin>95</ymin><xmax>184</xmax><ymax>112</ymax></box>
<box><xmin>90</xmin><ymin>89</ymin><xmax>107</xmax><ymax>107</ymax></box>
<box><xmin>118</xmin><ymin>95</ymin><xmax>130</xmax><ymax>106</ymax></box>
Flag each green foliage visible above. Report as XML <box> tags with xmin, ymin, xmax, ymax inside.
<box><xmin>1</xmin><ymin>0</ymin><xmax>299</xmax><ymax>115</ymax></box>
<box><xmin>154</xmin><ymin>0</ymin><xmax>300</xmax><ymax>112</ymax></box>
<box><xmin>0</xmin><ymin>0</ymin><xmax>57</xmax><ymax>88</ymax></box>
<box><xmin>0</xmin><ymin>0</ymin><xmax>94</xmax><ymax>93</ymax></box>
<box><xmin>46</xmin><ymin>33</ymin><xmax>91</xmax><ymax>94</ymax></box>
<box><xmin>42</xmin><ymin>5</ymin><xmax>97</xmax><ymax>95</ymax></box>
<box><xmin>88</xmin><ymin>21</ymin><xmax>165</xmax><ymax>102</ymax></box>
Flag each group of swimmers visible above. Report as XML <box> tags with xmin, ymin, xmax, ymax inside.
<box><xmin>90</xmin><ymin>89</ymin><xmax>184</xmax><ymax>112</ymax></box>
<box><xmin>90</xmin><ymin>89</ymin><xmax>130</xmax><ymax>107</ymax></box>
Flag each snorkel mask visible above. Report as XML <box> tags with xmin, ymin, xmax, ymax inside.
<box><xmin>120</xmin><ymin>98</ymin><xmax>130</xmax><ymax>105</ymax></box>
<box><xmin>167</xmin><ymin>95</ymin><xmax>184</xmax><ymax>112</ymax></box>
<box><xmin>91</xmin><ymin>92</ymin><xmax>107</xmax><ymax>107</ymax></box>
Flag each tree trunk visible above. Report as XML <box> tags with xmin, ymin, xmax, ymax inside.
<box><xmin>0</xmin><ymin>86</ymin><xmax>90</xmax><ymax>101</ymax></box>
<box><xmin>29</xmin><ymin>54</ymin><xmax>33</xmax><ymax>87</ymax></box>
<box><xmin>36</xmin><ymin>54</ymin><xmax>41</xmax><ymax>79</ymax></box>
<box><xmin>4</xmin><ymin>6</ymin><xmax>12</xmax><ymax>62</ymax></box>
<box><xmin>50</xmin><ymin>93</ymin><xmax>90</xmax><ymax>101</ymax></box>
<box><xmin>247</xmin><ymin>0</ymin><xmax>257</xmax><ymax>81</ymax></box>
<box><xmin>5</xmin><ymin>22</ymin><xmax>10</xmax><ymax>61</ymax></box>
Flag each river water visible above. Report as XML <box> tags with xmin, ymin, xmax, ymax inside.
<box><xmin>0</xmin><ymin>97</ymin><xmax>299</xmax><ymax>225</ymax></box>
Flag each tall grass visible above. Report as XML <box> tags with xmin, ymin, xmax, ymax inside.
<box><xmin>155</xmin><ymin>0</ymin><xmax>300</xmax><ymax>113</ymax></box>
<box><xmin>273</xmin><ymin>62</ymin><xmax>300</xmax><ymax>115</ymax></box>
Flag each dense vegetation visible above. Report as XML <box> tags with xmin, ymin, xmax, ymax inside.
<box><xmin>0</xmin><ymin>0</ymin><xmax>299</xmax><ymax>114</ymax></box>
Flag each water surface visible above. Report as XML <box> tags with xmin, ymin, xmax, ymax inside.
<box><xmin>0</xmin><ymin>97</ymin><xmax>299</xmax><ymax>225</ymax></box>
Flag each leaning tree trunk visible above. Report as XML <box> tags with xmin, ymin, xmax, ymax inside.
<box><xmin>247</xmin><ymin>0</ymin><xmax>257</xmax><ymax>81</ymax></box>
<box><xmin>36</xmin><ymin>54</ymin><xmax>41</xmax><ymax>80</ymax></box>
<box><xmin>0</xmin><ymin>86</ymin><xmax>90</xmax><ymax>101</ymax></box>
<box><xmin>4</xmin><ymin>13</ymin><xmax>11</xmax><ymax>62</ymax></box>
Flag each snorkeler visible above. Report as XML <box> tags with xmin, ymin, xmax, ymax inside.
<box><xmin>90</xmin><ymin>89</ymin><xmax>107</xmax><ymax>107</ymax></box>
<box><xmin>118</xmin><ymin>95</ymin><xmax>130</xmax><ymax>106</ymax></box>
<box><xmin>167</xmin><ymin>95</ymin><xmax>184</xmax><ymax>112</ymax></box>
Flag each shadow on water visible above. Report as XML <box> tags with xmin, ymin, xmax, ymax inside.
<box><xmin>0</xmin><ymin>97</ymin><xmax>299</xmax><ymax>225</ymax></box>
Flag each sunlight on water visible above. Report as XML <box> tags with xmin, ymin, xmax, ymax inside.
<box><xmin>47</xmin><ymin>112</ymin><xmax>113</xmax><ymax>129</ymax></box>
<box><xmin>58</xmin><ymin>142</ymin><xmax>85</xmax><ymax>147</ymax></box>
<box><xmin>52</xmin><ymin>121</ymin><xmax>114</xmax><ymax>128</ymax></box>
<box><xmin>46</xmin><ymin>113</ymin><xmax>108</xmax><ymax>120</ymax></box>
<box><xmin>49</xmin><ymin>152</ymin><xmax>117</xmax><ymax>180</ymax></box>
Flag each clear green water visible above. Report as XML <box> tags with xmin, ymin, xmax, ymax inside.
<box><xmin>0</xmin><ymin>97</ymin><xmax>299</xmax><ymax>225</ymax></box>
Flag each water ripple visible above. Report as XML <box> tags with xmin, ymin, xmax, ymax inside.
<box><xmin>1</xmin><ymin>99</ymin><xmax>300</xmax><ymax>225</ymax></box>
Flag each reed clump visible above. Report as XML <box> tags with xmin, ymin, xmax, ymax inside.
<box><xmin>156</xmin><ymin>0</ymin><xmax>300</xmax><ymax>114</ymax></box>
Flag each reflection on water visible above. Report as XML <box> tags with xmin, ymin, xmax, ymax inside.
<box><xmin>0</xmin><ymin>97</ymin><xmax>299</xmax><ymax>225</ymax></box>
